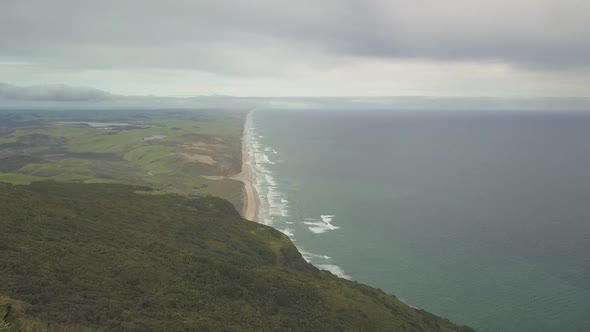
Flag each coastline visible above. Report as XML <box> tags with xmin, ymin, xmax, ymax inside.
<box><xmin>231</xmin><ymin>111</ymin><xmax>260</xmax><ymax>222</ymax></box>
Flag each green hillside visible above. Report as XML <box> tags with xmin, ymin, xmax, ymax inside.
<box><xmin>0</xmin><ymin>181</ymin><xmax>473</xmax><ymax>331</ymax></box>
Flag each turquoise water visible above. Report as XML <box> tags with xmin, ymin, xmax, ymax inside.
<box><xmin>246</xmin><ymin>110</ymin><xmax>590</xmax><ymax>332</ymax></box>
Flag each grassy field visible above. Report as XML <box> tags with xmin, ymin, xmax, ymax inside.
<box><xmin>0</xmin><ymin>109</ymin><xmax>245</xmax><ymax>208</ymax></box>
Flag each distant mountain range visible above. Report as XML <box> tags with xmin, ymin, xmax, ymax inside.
<box><xmin>1</xmin><ymin>82</ymin><xmax>589</xmax><ymax>112</ymax></box>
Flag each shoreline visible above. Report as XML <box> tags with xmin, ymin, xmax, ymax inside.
<box><xmin>231</xmin><ymin>111</ymin><xmax>260</xmax><ymax>222</ymax></box>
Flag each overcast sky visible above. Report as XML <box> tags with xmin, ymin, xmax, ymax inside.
<box><xmin>1</xmin><ymin>0</ymin><xmax>589</xmax><ymax>98</ymax></box>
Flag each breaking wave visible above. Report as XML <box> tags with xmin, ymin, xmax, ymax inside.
<box><xmin>304</xmin><ymin>215</ymin><xmax>340</xmax><ymax>234</ymax></box>
<box><xmin>245</xmin><ymin>118</ymin><xmax>288</xmax><ymax>225</ymax></box>
<box><xmin>316</xmin><ymin>264</ymin><xmax>351</xmax><ymax>280</ymax></box>
<box><xmin>246</xmin><ymin>111</ymin><xmax>350</xmax><ymax>281</ymax></box>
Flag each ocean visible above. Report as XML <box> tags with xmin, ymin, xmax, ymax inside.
<box><xmin>245</xmin><ymin>109</ymin><xmax>590</xmax><ymax>332</ymax></box>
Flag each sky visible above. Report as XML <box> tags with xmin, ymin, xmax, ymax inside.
<box><xmin>1</xmin><ymin>0</ymin><xmax>589</xmax><ymax>99</ymax></box>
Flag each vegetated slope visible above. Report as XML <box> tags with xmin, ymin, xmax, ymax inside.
<box><xmin>0</xmin><ymin>182</ymin><xmax>474</xmax><ymax>332</ymax></box>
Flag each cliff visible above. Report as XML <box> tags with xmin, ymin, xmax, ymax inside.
<box><xmin>0</xmin><ymin>181</ymin><xmax>473</xmax><ymax>331</ymax></box>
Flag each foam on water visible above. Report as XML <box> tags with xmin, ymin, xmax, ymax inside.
<box><xmin>321</xmin><ymin>215</ymin><xmax>335</xmax><ymax>222</ymax></box>
<box><xmin>246</xmin><ymin>111</ymin><xmax>350</xmax><ymax>282</ymax></box>
<box><xmin>299</xmin><ymin>250</ymin><xmax>332</xmax><ymax>261</ymax></box>
<box><xmin>247</xmin><ymin>110</ymin><xmax>590</xmax><ymax>332</ymax></box>
<box><xmin>316</xmin><ymin>264</ymin><xmax>351</xmax><ymax>280</ymax></box>
<box><xmin>304</xmin><ymin>215</ymin><xmax>340</xmax><ymax>234</ymax></box>
<box><xmin>280</xmin><ymin>228</ymin><xmax>295</xmax><ymax>237</ymax></box>
<box><xmin>246</xmin><ymin>115</ymin><xmax>288</xmax><ymax>226</ymax></box>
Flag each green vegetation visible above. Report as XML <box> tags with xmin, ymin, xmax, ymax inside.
<box><xmin>0</xmin><ymin>110</ymin><xmax>473</xmax><ymax>331</ymax></box>
<box><xmin>0</xmin><ymin>109</ymin><xmax>244</xmax><ymax>208</ymax></box>
<box><xmin>0</xmin><ymin>173</ymin><xmax>43</xmax><ymax>185</ymax></box>
<box><xmin>0</xmin><ymin>181</ymin><xmax>474</xmax><ymax>331</ymax></box>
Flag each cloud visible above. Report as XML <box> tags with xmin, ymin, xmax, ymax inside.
<box><xmin>0</xmin><ymin>82</ymin><xmax>264</xmax><ymax>110</ymax></box>
<box><xmin>1</xmin><ymin>82</ymin><xmax>588</xmax><ymax>112</ymax></box>
<box><xmin>1</xmin><ymin>0</ymin><xmax>588</xmax><ymax>77</ymax></box>
<box><xmin>0</xmin><ymin>83</ymin><xmax>117</xmax><ymax>101</ymax></box>
<box><xmin>1</xmin><ymin>1</ymin><xmax>589</xmax><ymax>98</ymax></box>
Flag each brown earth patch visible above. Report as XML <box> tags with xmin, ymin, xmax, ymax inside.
<box><xmin>182</xmin><ymin>153</ymin><xmax>216</xmax><ymax>165</ymax></box>
<box><xmin>184</xmin><ymin>141</ymin><xmax>224</xmax><ymax>148</ymax></box>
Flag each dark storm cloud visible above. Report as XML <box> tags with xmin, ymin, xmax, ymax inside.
<box><xmin>1</xmin><ymin>0</ymin><xmax>588</xmax><ymax>75</ymax></box>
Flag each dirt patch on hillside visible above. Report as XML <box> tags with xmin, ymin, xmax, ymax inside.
<box><xmin>181</xmin><ymin>141</ymin><xmax>225</xmax><ymax>152</ymax></box>
<box><xmin>182</xmin><ymin>153</ymin><xmax>216</xmax><ymax>165</ymax></box>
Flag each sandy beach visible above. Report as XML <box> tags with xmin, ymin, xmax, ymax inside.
<box><xmin>231</xmin><ymin>111</ymin><xmax>260</xmax><ymax>221</ymax></box>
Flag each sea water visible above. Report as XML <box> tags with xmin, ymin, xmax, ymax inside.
<box><xmin>245</xmin><ymin>109</ymin><xmax>590</xmax><ymax>332</ymax></box>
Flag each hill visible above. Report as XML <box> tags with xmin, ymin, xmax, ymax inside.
<box><xmin>0</xmin><ymin>181</ymin><xmax>473</xmax><ymax>331</ymax></box>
